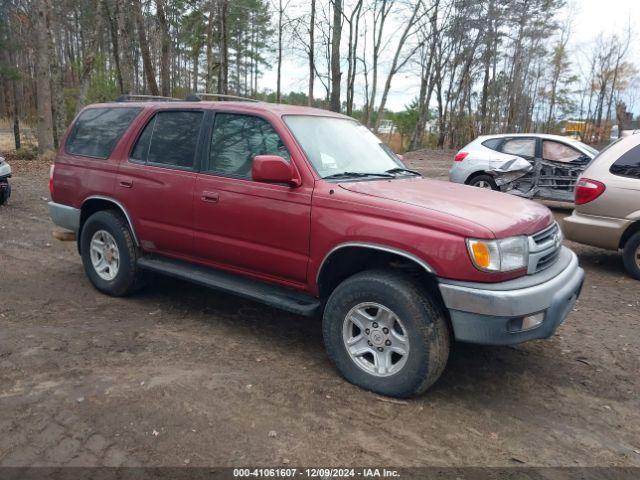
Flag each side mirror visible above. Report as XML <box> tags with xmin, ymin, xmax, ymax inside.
<box><xmin>252</xmin><ymin>155</ymin><xmax>300</xmax><ymax>187</ymax></box>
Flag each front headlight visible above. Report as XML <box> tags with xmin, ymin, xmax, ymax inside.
<box><xmin>466</xmin><ymin>236</ymin><xmax>528</xmax><ymax>272</ymax></box>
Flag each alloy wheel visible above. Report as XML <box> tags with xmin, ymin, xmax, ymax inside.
<box><xmin>342</xmin><ymin>302</ymin><xmax>410</xmax><ymax>377</ymax></box>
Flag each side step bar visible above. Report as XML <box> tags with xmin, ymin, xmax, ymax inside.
<box><xmin>137</xmin><ymin>256</ymin><xmax>321</xmax><ymax>317</ymax></box>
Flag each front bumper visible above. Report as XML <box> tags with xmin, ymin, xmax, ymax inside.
<box><xmin>563</xmin><ymin>211</ymin><xmax>630</xmax><ymax>251</ymax></box>
<box><xmin>438</xmin><ymin>247</ymin><xmax>584</xmax><ymax>345</ymax></box>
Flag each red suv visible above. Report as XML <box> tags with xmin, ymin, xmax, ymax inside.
<box><xmin>49</xmin><ymin>97</ymin><xmax>584</xmax><ymax>397</ymax></box>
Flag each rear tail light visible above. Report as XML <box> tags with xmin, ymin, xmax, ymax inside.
<box><xmin>49</xmin><ymin>164</ymin><xmax>55</xmax><ymax>196</ymax></box>
<box><xmin>454</xmin><ymin>152</ymin><xmax>468</xmax><ymax>162</ymax></box>
<box><xmin>575</xmin><ymin>178</ymin><xmax>605</xmax><ymax>205</ymax></box>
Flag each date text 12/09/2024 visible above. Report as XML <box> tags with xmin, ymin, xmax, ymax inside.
<box><xmin>233</xmin><ymin>468</ymin><xmax>400</xmax><ymax>478</ymax></box>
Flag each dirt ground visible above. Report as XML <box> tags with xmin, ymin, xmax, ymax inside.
<box><xmin>0</xmin><ymin>151</ymin><xmax>639</xmax><ymax>468</ymax></box>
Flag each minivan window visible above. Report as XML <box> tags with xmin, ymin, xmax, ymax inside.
<box><xmin>66</xmin><ymin>107</ymin><xmax>141</xmax><ymax>159</ymax></box>
<box><xmin>609</xmin><ymin>143</ymin><xmax>640</xmax><ymax>179</ymax></box>
<box><xmin>131</xmin><ymin>111</ymin><xmax>203</xmax><ymax>169</ymax></box>
<box><xmin>206</xmin><ymin>113</ymin><xmax>290</xmax><ymax>179</ymax></box>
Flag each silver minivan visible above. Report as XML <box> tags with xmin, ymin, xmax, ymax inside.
<box><xmin>563</xmin><ymin>133</ymin><xmax>640</xmax><ymax>279</ymax></box>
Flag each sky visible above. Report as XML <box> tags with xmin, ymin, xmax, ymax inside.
<box><xmin>262</xmin><ymin>0</ymin><xmax>640</xmax><ymax>112</ymax></box>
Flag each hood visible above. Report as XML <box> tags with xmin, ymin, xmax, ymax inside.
<box><xmin>339</xmin><ymin>177</ymin><xmax>553</xmax><ymax>238</ymax></box>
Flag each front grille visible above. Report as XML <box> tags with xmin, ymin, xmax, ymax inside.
<box><xmin>536</xmin><ymin>248</ymin><xmax>561</xmax><ymax>272</ymax></box>
<box><xmin>532</xmin><ymin>222</ymin><xmax>559</xmax><ymax>246</ymax></box>
<box><xmin>527</xmin><ymin>222</ymin><xmax>562</xmax><ymax>274</ymax></box>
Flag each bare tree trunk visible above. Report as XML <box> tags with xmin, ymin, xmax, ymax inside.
<box><xmin>103</xmin><ymin>0</ymin><xmax>123</xmax><ymax>93</ymax></box>
<box><xmin>156</xmin><ymin>0</ymin><xmax>171</xmax><ymax>97</ymax></box>
<box><xmin>76</xmin><ymin>0</ymin><xmax>103</xmax><ymax>112</ymax></box>
<box><xmin>35</xmin><ymin>0</ymin><xmax>54</xmax><ymax>154</ymax></box>
<box><xmin>276</xmin><ymin>0</ymin><xmax>283</xmax><ymax>102</ymax></box>
<box><xmin>48</xmin><ymin>4</ymin><xmax>65</xmax><ymax>146</ymax></box>
<box><xmin>373</xmin><ymin>0</ymin><xmax>424</xmax><ymax>132</ymax></box>
<box><xmin>346</xmin><ymin>0</ymin><xmax>363</xmax><ymax>115</ymax></box>
<box><xmin>4</xmin><ymin>18</ymin><xmax>21</xmax><ymax>149</ymax></box>
<box><xmin>205</xmin><ymin>0</ymin><xmax>216</xmax><ymax>92</ymax></box>
<box><xmin>116</xmin><ymin>0</ymin><xmax>134</xmax><ymax>94</ymax></box>
<box><xmin>329</xmin><ymin>0</ymin><xmax>342</xmax><ymax>112</ymax></box>
<box><xmin>135</xmin><ymin>0</ymin><xmax>159</xmax><ymax>95</ymax></box>
<box><xmin>307</xmin><ymin>0</ymin><xmax>315</xmax><ymax>106</ymax></box>
<box><xmin>217</xmin><ymin>0</ymin><xmax>228</xmax><ymax>94</ymax></box>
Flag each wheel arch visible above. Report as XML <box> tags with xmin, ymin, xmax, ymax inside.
<box><xmin>316</xmin><ymin>243</ymin><xmax>441</xmax><ymax>302</ymax></box>
<box><xmin>465</xmin><ymin>170</ymin><xmax>491</xmax><ymax>184</ymax></box>
<box><xmin>79</xmin><ymin>196</ymin><xmax>139</xmax><ymax>253</ymax></box>
<box><xmin>619</xmin><ymin>221</ymin><xmax>640</xmax><ymax>249</ymax></box>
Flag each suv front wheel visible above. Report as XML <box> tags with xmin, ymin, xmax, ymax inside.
<box><xmin>80</xmin><ymin>210</ymin><xmax>144</xmax><ymax>296</ymax></box>
<box><xmin>323</xmin><ymin>270</ymin><xmax>450</xmax><ymax>398</ymax></box>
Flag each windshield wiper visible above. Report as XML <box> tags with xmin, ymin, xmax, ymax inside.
<box><xmin>322</xmin><ymin>171</ymin><xmax>395</xmax><ymax>180</ymax></box>
<box><xmin>385</xmin><ymin>167</ymin><xmax>422</xmax><ymax>176</ymax></box>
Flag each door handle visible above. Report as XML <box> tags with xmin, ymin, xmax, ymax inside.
<box><xmin>119</xmin><ymin>179</ymin><xmax>133</xmax><ymax>188</ymax></box>
<box><xmin>201</xmin><ymin>191</ymin><xmax>219</xmax><ymax>203</ymax></box>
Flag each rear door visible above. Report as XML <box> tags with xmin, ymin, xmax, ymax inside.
<box><xmin>116</xmin><ymin>109</ymin><xmax>205</xmax><ymax>257</ymax></box>
<box><xmin>192</xmin><ymin>112</ymin><xmax>312</xmax><ymax>287</ymax></box>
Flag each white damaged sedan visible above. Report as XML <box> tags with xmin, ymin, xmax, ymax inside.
<box><xmin>449</xmin><ymin>133</ymin><xmax>597</xmax><ymax>202</ymax></box>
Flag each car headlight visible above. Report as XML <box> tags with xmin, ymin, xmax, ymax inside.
<box><xmin>466</xmin><ymin>236</ymin><xmax>528</xmax><ymax>272</ymax></box>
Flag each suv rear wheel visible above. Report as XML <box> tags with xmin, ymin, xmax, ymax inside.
<box><xmin>622</xmin><ymin>232</ymin><xmax>640</xmax><ymax>280</ymax></box>
<box><xmin>80</xmin><ymin>210</ymin><xmax>144</xmax><ymax>296</ymax></box>
<box><xmin>322</xmin><ymin>270</ymin><xmax>450</xmax><ymax>398</ymax></box>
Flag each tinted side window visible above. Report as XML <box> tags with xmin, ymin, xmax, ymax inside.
<box><xmin>206</xmin><ymin>113</ymin><xmax>290</xmax><ymax>179</ymax></box>
<box><xmin>610</xmin><ymin>143</ymin><xmax>640</xmax><ymax>179</ymax></box>
<box><xmin>130</xmin><ymin>111</ymin><xmax>203</xmax><ymax>168</ymax></box>
<box><xmin>148</xmin><ymin>111</ymin><xmax>203</xmax><ymax>168</ymax></box>
<box><xmin>501</xmin><ymin>138</ymin><xmax>536</xmax><ymax>158</ymax></box>
<box><xmin>482</xmin><ymin>138</ymin><xmax>501</xmax><ymax>151</ymax></box>
<box><xmin>66</xmin><ymin>107</ymin><xmax>141</xmax><ymax>159</ymax></box>
<box><xmin>130</xmin><ymin>116</ymin><xmax>155</xmax><ymax>162</ymax></box>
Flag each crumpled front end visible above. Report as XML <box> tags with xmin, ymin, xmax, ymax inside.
<box><xmin>487</xmin><ymin>157</ymin><xmax>589</xmax><ymax>202</ymax></box>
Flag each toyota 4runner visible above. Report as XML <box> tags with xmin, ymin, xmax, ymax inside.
<box><xmin>49</xmin><ymin>97</ymin><xmax>585</xmax><ymax>397</ymax></box>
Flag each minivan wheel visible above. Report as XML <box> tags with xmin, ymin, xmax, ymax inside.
<box><xmin>323</xmin><ymin>270</ymin><xmax>450</xmax><ymax>398</ymax></box>
<box><xmin>80</xmin><ymin>210</ymin><xmax>144</xmax><ymax>296</ymax></box>
<box><xmin>468</xmin><ymin>174</ymin><xmax>498</xmax><ymax>190</ymax></box>
<box><xmin>622</xmin><ymin>232</ymin><xmax>640</xmax><ymax>280</ymax></box>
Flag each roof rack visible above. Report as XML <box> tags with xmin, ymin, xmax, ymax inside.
<box><xmin>185</xmin><ymin>93</ymin><xmax>260</xmax><ymax>103</ymax></box>
<box><xmin>114</xmin><ymin>94</ymin><xmax>180</xmax><ymax>102</ymax></box>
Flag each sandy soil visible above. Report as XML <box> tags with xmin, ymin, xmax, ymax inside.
<box><xmin>0</xmin><ymin>153</ymin><xmax>639</xmax><ymax>468</ymax></box>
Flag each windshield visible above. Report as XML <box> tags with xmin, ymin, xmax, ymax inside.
<box><xmin>284</xmin><ymin>115</ymin><xmax>404</xmax><ymax>178</ymax></box>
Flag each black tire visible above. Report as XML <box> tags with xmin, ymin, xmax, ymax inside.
<box><xmin>468</xmin><ymin>174</ymin><xmax>498</xmax><ymax>191</ymax></box>
<box><xmin>0</xmin><ymin>180</ymin><xmax>10</xmax><ymax>205</ymax></box>
<box><xmin>322</xmin><ymin>269</ymin><xmax>450</xmax><ymax>398</ymax></box>
<box><xmin>622</xmin><ymin>232</ymin><xmax>640</xmax><ymax>280</ymax></box>
<box><xmin>80</xmin><ymin>210</ymin><xmax>144</xmax><ymax>296</ymax></box>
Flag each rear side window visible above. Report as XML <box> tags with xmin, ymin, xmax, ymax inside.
<box><xmin>501</xmin><ymin>138</ymin><xmax>536</xmax><ymax>158</ymax></box>
<box><xmin>66</xmin><ymin>107</ymin><xmax>141</xmax><ymax>159</ymax></box>
<box><xmin>205</xmin><ymin>113</ymin><xmax>290</xmax><ymax>179</ymax></box>
<box><xmin>609</xmin><ymin>143</ymin><xmax>640</xmax><ymax>179</ymax></box>
<box><xmin>482</xmin><ymin>138</ymin><xmax>501</xmax><ymax>151</ymax></box>
<box><xmin>130</xmin><ymin>111</ymin><xmax>203</xmax><ymax>169</ymax></box>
